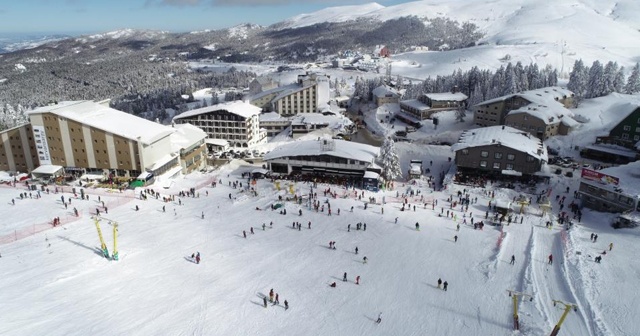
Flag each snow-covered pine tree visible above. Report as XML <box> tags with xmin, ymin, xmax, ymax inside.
<box><xmin>567</xmin><ymin>60</ymin><xmax>588</xmax><ymax>104</ymax></box>
<box><xmin>378</xmin><ymin>137</ymin><xmax>402</xmax><ymax>181</ymax></box>
<box><xmin>586</xmin><ymin>60</ymin><xmax>604</xmax><ymax>99</ymax></box>
<box><xmin>613</xmin><ymin>66</ymin><xmax>625</xmax><ymax>93</ymax></box>
<box><xmin>624</xmin><ymin>63</ymin><xmax>640</xmax><ymax>94</ymax></box>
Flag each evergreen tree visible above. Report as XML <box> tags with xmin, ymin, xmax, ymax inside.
<box><xmin>613</xmin><ymin>66</ymin><xmax>625</xmax><ymax>93</ymax></box>
<box><xmin>624</xmin><ymin>63</ymin><xmax>640</xmax><ymax>94</ymax></box>
<box><xmin>567</xmin><ymin>59</ymin><xmax>588</xmax><ymax>104</ymax></box>
<box><xmin>378</xmin><ymin>137</ymin><xmax>402</xmax><ymax>181</ymax></box>
<box><xmin>586</xmin><ymin>60</ymin><xmax>604</xmax><ymax>98</ymax></box>
<box><xmin>502</xmin><ymin>63</ymin><xmax>518</xmax><ymax>95</ymax></box>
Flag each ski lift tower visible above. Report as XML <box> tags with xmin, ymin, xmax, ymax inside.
<box><xmin>516</xmin><ymin>194</ymin><xmax>530</xmax><ymax>214</ymax></box>
<box><xmin>539</xmin><ymin>196</ymin><xmax>552</xmax><ymax>216</ymax></box>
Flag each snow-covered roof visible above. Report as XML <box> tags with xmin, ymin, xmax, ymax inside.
<box><xmin>28</xmin><ymin>101</ymin><xmax>175</xmax><ymax>145</ymax></box>
<box><xmin>451</xmin><ymin>126</ymin><xmax>547</xmax><ymax>162</ymax></box>
<box><xmin>173</xmin><ymin>101</ymin><xmax>261</xmax><ymax>121</ymax></box>
<box><xmin>410</xmin><ymin>163</ymin><xmax>422</xmax><ymax>174</ymax></box>
<box><xmin>259</xmin><ymin>112</ymin><xmax>289</xmax><ymax>122</ymax></box>
<box><xmin>264</xmin><ymin>138</ymin><xmax>379</xmax><ymax>163</ymax></box>
<box><xmin>424</xmin><ymin>92</ymin><xmax>468</xmax><ymax>102</ymax></box>
<box><xmin>31</xmin><ymin>165</ymin><xmax>63</xmax><ymax>175</ymax></box>
<box><xmin>507</xmin><ymin>103</ymin><xmax>575</xmax><ymax>126</ymax></box>
<box><xmin>372</xmin><ymin>85</ymin><xmax>400</xmax><ymax>98</ymax></box>
<box><xmin>249</xmin><ymin>83</ymin><xmax>299</xmax><ymax>100</ymax></box>
<box><xmin>363</xmin><ymin>171</ymin><xmax>380</xmax><ymax>179</ymax></box>
<box><xmin>476</xmin><ymin>86</ymin><xmax>573</xmax><ymax>107</ymax></box>
<box><xmin>582</xmin><ymin>161</ymin><xmax>640</xmax><ymax>197</ymax></box>
<box><xmin>205</xmin><ymin>139</ymin><xmax>229</xmax><ymax>147</ymax></box>
<box><xmin>400</xmin><ymin>99</ymin><xmax>430</xmax><ymax>111</ymax></box>
<box><xmin>291</xmin><ymin>113</ymin><xmax>352</xmax><ymax>127</ymax></box>
<box><xmin>170</xmin><ymin>124</ymin><xmax>206</xmax><ymax>152</ymax></box>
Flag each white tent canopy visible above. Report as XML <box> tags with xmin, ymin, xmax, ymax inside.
<box><xmin>30</xmin><ymin>165</ymin><xmax>64</xmax><ymax>179</ymax></box>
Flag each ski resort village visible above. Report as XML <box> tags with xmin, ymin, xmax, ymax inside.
<box><xmin>2</xmin><ymin>1</ymin><xmax>640</xmax><ymax>335</ymax></box>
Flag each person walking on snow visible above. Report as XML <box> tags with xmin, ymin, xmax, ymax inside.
<box><xmin>355</xmin><ymin>247</ymin><xmax>358</xmax><ymax>255</ymax></box>
<box><xmin>269</xmin><ymin>289</ymin><xmax>274</xmax><ymax>302</ymax></box>
<box><xmin>263</xmin><ymin>296</ymin><xmax>268</xmax><ymax>308</ymax></box>
<box><xmin>284</xmin><ymin>300</ymin><xmax>289</xmax><ymax>310</ymax></box>
<box><xmin>548</xmin><ymin>254</ymin><xmax>553</xmax><ymax>265</ymax></box>
<box><xmin>363</xmin><ymin>256</ymin><xmax>368</xmax><ymax>264</ymax></box>
<box><xmin>356</xmin><ymin>276</ymin><xmax>360</xmax><ymax>285</ymax></box>
<box><xmin>273</xmin><ymin>293</ymin><xmax>279</xmax><ymax>305</ymax></box>
<box><xmin>510</xmin><ymin>255</ymin><xmax>515</xmax><ymax>265</ymax></box>
<box><xmin>376</xmin><ymin>312</ymin><xmax>382</xmax><ymax>324</ymax></box>
<box><xmin>437</xmin><ymin>278</ymin><xmax>442</xmax><ymax>289</ymax></box>
<box><xmin>443</xmin><ymin>281</ymin><xmax>448</xmax><ymax>291</ymax></box>
<box><xmin>454</xmin><ymin>235</ymin><xmax>458</xmax><ymax>243</ymax></box>
<box><xmin>343</xmin><ymin>272</ymin><xmax>348</xmax><ymax>282</ymax></box>
<box><xmin>195</xmin><ymin>252</ymin><xmax>200</xmax><ymax>264</ymax></box>
<box><xmin>609</xmin><ymin>242</ymin><xmax>613</xmax><ymax>251</ymax></box>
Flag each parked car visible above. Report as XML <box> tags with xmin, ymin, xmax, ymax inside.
<box><xmin>547</xmin><ymin>146</ymin><xmax>559</xmax><ymax>156</ymax></box>
<box><xmin>554</xmin><ymin>169</ymin><xmax>562</xmax><ymax>175</ymax></box>
<box><xmin>565</xmin><ymin>171</ymin><xmax>574</xmax><ymax>177</ymax></box>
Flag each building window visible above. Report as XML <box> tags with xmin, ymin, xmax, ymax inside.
<box><xmin>480</xmin><ymin>151</ymin><xmax>488</xmax><ymax>158</ymax></box>
<box><xmin>494</xmin><ymin>152</ymin><xmax>503</xmax><ymax>159</ymax></box>
<box><xmin>493</xmin><ymin>162</ymin><xmax>500</xmax><ymax>169</ymax></box>
<box><xmin>624</xmin><ymin>125</ymin><xmax>631</xmax><ymax>131</ymax></box>
<box><xmin>507</xmin><ymin>154</ymin><xmax>515</xmax><ymax>161</ymax></box>
<box><xmin>479</xmin><ymin>160</ymin><xmax>487</xmax><ymax>168</ymax></box>
<box><xmin>506</xmin><ymin>163</ymin><xmax>514</xmax><ymax>170</ymax></box>
<box><xmin>635</xmin><ymin>135</ymin><xmax>640</xmax><ymax>141</ymax></box>
<box><xmin>622</xmin><ymin>133</ymin><xmax>629</xmax><ymax>139</ymax></box>
<box><xmin>526</xmin><ymin>155</ymin><xmax>535</xmax><ymax>162</ymax></box>
<box><xmin>461</xmin><ymin>149</ymin><xmax>469</xmax><ymax>155</ymax></box>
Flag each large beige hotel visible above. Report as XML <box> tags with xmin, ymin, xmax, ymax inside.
<box><xmin>0</xmin><ymin>100</ymin><xmax>207</xmax><ymax>178</ymax></box>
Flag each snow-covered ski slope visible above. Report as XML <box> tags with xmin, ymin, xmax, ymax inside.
<box><xmin>282</xmin><ymin>0</ymin><xmax>640</xmax><ymax>77</ymax></box>
<box><xmin>1</xmin><ymin>155</ymin><xmax>638</xmax><ymax>335</ymax></box>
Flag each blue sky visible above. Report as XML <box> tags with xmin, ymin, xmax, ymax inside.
<box><xmin>0</xmin><ymin>0</ymin><xmax>408</xmax><ymax>35</ymax></box>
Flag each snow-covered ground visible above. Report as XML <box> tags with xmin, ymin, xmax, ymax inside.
<box><xmin>1</xmin><ymin>149</ymin><xmax>638</xmax><ymax>335</ymax></box>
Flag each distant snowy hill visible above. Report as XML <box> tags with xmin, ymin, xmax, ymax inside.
<box><xmin>281</xmin><ymin>0</ymin><xmax>640</xmax><ymax>76</ymax></box>
<box><xmin>0</xmin><ymin>33</ymin><xmax>70</xmax><ymax>54</ymax></box>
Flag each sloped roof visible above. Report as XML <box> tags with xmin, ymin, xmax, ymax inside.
<box><xmin>265</xmin><ymin>138</ymin><xmax>379</xmax><ymax>163</ymax></box>
<box><xmin>28</xmin><ymin>101</ymin><xmax>175</xmax><ymax>145</ymax></box>
<box><xmin>451</xmin><ymin>126</ymin><xmax>547</xmax><ymax>161</ymax></box>
<box><xmin>372</xmin><ymin>85</ymin><xmax>400</xmax><ymax>98</ymax></box>
<box><xmin>170</xmin><ymin>123</ymin><xmax>207</xmax><ymax>152</ymax></box>
<box><xmin>476</xmin><ymin>86</ymin><xmax>573</xmax><ymax>107</ymax></box>
<box><xmin>173</xmin><ymin>101</ymin><xmax>261</xmax><ymax>121</ymax></box>
<box><xmin>424</xmin><ymin>92</ymin><xmax>468</xmax><ymax>102</ymax></box>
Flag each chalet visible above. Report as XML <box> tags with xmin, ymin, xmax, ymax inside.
<box><xmin>399</xmin><ymin>89</ymin><xmax>467</xmax><ymax>120</ymax></box>
<box><xmin>473</xmin><ymin>87</ymin><xmax>576</xmax><ymax>140</ymax></box>
<box><xmin>264</xmin><ymin>138</ymin><xmax>379</xmax><ymax>178</ymax></box>
<box><xmin>451</xmin><ymin>126</ymin><xmax>547</xmax><ymax>177</ymax></box>
<box><xmin>249</xmin><ymin>76</ymin><xmax>278</xmax><ymax>95</ymax></box>
<box><xmin>372</xmin><ymin>85</ymin><xmax>401</xmax><ymax>106</ymax></box>
<box><xmin>374</xmin><ymin>45</ymin><xmax>390</xmax><ymax>58</ymax></box>
<box><xmin>578</xmin><ymin>162</ymin><xmax>640</xmax><ymax>213</ymax></box>
<box><xmin>595</xmin><ymin>104</ymin><xmax>640</xmax><ymax>150</ymax></box>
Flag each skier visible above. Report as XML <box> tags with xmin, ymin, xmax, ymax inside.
<box><xmin>343</xmin><ymin>272</ymin><xmax>347</xmax><ymax>282</ymax></box>
<box><xmin>443</xmin><ymin>281</ymin><xmax>448</xmax><ymax>291</ymax></box>
<box><xmin>415</xmin><ymin>222</ymin><xmax>420</xmax><ymax>231</ymax></box>
<box><xmin>243</xmin><ymin>230</ymin><xmax>247</xmax><ymax>238</ymax></box>
<box><xmin>355</xmin><ymin>247</ymin><xmax>358</xmax><ymax>255</ymax></box>
<box><xmin>456</xmin><ymin>224</ymin><xmax>460</xmax><ymax>231</ymax></box>
<box><xmin>195</xmin><ymin>252</ymin><xmax>201</xmax><ymax>264</ymax></box>
<box><xmin>135</xmin><ymin>205</ymin><xmax>139</xmax><ymax>211</ymax></box>
<box><xmin>593</xmin><ymin>234</ymin><xmax>598</xmax><ymax>243</ymax></box>
<box><xmin>263</xmin><ymin>296</ymin><xmax>268</xmax><ymax>308</ymax></box>
<box><xmin>284</xmin><ymin>300</ymin><xmax>289</xmax><ymax>310</ymax></box>
<box><xmin>590</xmin><ymin>233</ymin><xmax>595</xmax><ymax>241</ymax></box>
<box><xmin>269</xmin><ymin>289</ymin><xmax>274</xmax><ymax>302</ymax></box>
<box><xmin>376</xmin><ymin>312</ymin><xmax>382</xmax><ymax>324</ymax></box>
<box><xmin>548</xmin><ymin>254</ymin><xmax>553</xmax><ymax>265</ymax></box>
<box><xmin>356</xmin><ymin>275</ymin><xmax>360</xmax><ymax>285</ymax></box>
<box><xmin>274</xmin><ymin>293</ymin><xmax>280</xmax><ymax>305</ymax></box>
<box><xmin>11</xmin><ymin>199</ymin><xmax>14</xmax><ymax>205</ymax></box>
<box><xmin>262</xmin><ymin>223</ymin><xmax>266</xmax><ymax>231</ymax></box>
<box><xmin>201</xmin><ymin>212</ymin><xmax>204</xmax><ymax>219</ymax></box>
<box><xmin>437</xmin><ymin>278</ymin><xmax>442</xmax><ymax>289</ymax></box>
<box><xmin>454</xmin><ymin>235</ymin><xmax>458</xmax><ymax>243</ymax></box>
<box><xmin>510</xmin><ymin>255</ymin><xmax>515</xmax><ymax>265</ymax></box>
<box><xmin>363</xmin><ymin>256</ymin><xmax>368</xmax><ymax>264</ymax></box>
<box><xmin>363</xmin><ymin>223</ymin><xmax>367</xmax><ymax>231</ymax></box>
<box><xmin>350</xmin><ymin>206</ymin><xmax>354</xmax><ymax>212</ymax></box>
<box><xmin>308</xmin><ymin>221</ymin><xmax>311</xmax><ymax>229</ymax></box>
<box><xmin>395</xmin><ymin>217</ymin><xmax>398</xmax><ymax>224</ymax></box>
<box><xmin>163</xmin><ymin>205</ymin><xmax>165</xmax><ymax>213</ymax></box>
<box><xmin>348</xmin><ymin>224</ymin><xmax>351</xmax><ymax>232</ymax></box>
<box><xmin>609</xmin><ymin>242</ymin><xmax>613</xmax><ymax>251</ymax></box>
<box><xmin>250</xmin><ymin>227</ymin><xmax>254</xmax><ymax>234</ymax></box>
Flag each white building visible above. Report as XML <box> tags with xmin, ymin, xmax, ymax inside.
<box><xmin>248</xmin><ymin>72</ymin><xmax>330</xmax><ymax>117</ymax></box>
<box><xmin>172</xmin><ymin>101</ymin><xmax>265</xmax><ymax>149</ymax></box>
<box><xmin>264</xmin><ymin>138</ymin><xmax>379</xmax><ymax>177</ymax></box>
<box><xmin>170</xmin><ymin>123</ymin><xmax>207</xmax><ymax>174</ymax></box>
